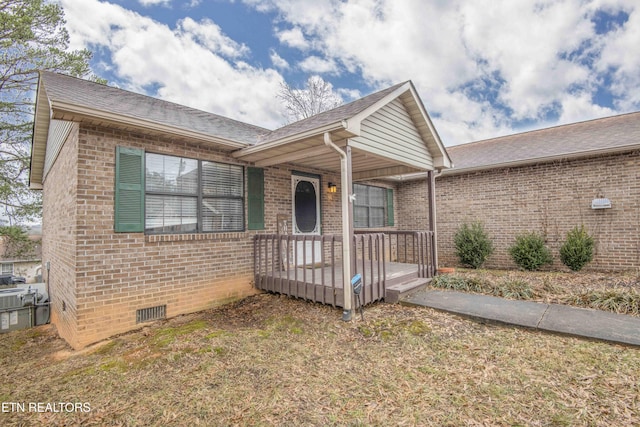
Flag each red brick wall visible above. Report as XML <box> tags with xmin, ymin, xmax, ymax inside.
<box><xmin>42</xmin><ymin>123</ymin><xmax>361</xmax><ymax>348</ymax></box>
<box><xmin>434</xmin><ymin>151</ymin><xmax>640</xmax><ymax>271</ymax></box>
<box><xmin>42</xmin><ymin>123</ymin><xmax>80</xmax><ymax>347</ymax></box>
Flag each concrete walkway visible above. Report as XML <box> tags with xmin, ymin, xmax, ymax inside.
<box><xmin>402</xmin><ymin>289</ymin><xmax>640</xmax><ymax>346</ymax></box>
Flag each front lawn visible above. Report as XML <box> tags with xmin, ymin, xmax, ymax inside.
<box><xmin>1</xmin><ymin>291</ymin><xmax>639</xmax><ymax>426</ymax></box>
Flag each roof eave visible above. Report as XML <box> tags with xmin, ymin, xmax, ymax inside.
<box><xmin>51</xmin><ymin>100</ymin><xmax>252</xmax><ymax>150</ymax></box>
<box><xmin>232</xmin><ymin>120</ymin><xmax>349</xmax><ymax>159</ymax></box>
<box><xmin>29</xmin><ymin>73</ymin><xmax>51</xmax><ymax>189</ymax></box>
<box><xmin>405</xmin><ymin>82</ymin><xmax>453</xmax><ymax>169</ymax></box>
<box><xmin>441</xmin><ymin>144</ymin><xmax>640</xmax><ymax>176</ymax></box>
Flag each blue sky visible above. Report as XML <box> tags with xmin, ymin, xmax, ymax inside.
<box><xmin>57</xmin><ymin>0</ymin><xmax>640</xmax><ymax>146</ymax></box>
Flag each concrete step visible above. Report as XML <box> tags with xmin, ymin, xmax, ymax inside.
<box><xmin>385</xmin><ymin>278</ymin><xmax>431</xmax><ymax>304</ymax></box>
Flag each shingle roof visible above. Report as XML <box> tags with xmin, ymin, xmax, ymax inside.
<box><xmin>445</xmin><ymin>111</ymin><xmax>640</xmax><ymax>174</ymax></box>
<box><xmin>40</xmin><ymin>71</ymin><xmax>271</xmax><ymax>145</ymax></box>
<box><xmin>258</xmin><ymin>81</ymin><xmax>408</xmax><ymax>144</ymax></box>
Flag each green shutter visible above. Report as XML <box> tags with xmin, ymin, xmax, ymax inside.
<box><xmin>115</xmin><ymin>146</ymin><xmax>144</xmax><ymax>232</ymax></box>
<box><xmin>387</xmin><ymin>188</ymin><xmax>394</xmax><ymax>226</ymax></box>
<box><xmin>247</xmin><ymin>167</ymin><xmax>264</xmax><ymax>230</ymax></box>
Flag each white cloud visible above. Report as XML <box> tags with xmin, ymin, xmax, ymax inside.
<box><xmin>275</xmin><ymin>27</ymin><xmax>309</xmax><ymax>50</ymax></box>
<box><xmin>269</xmin><ymin>49</ymin><xmax>289</xmax><ymax>69</ymax></box>
<box><xmin>138</xmin><ymin>0</ymin><xmax>171</xmax><ymax>6</ymax></box>
<box><xmin>298</xmin><ymin>56</ymin><xmax>338</xmax><ymax>74</ymax></box>
<box><xmin>596</xmin><ymin>6</ymin><xmax>640</xmax><ymax>110</ymax></box>
<box><xmin>59</xmin><ymin>0</ymin><xmax>287</xmax><ymax>129</ymax></box>
<box><xmin>177</xmin><ymin>17</ymin><xmax>249</xmax><ymax>59</ymax></box>
<box><xmin>244</xmin><ymin>0</ymin><xmax>640</xmax><ymax>145</ymax></box>
<box><xmin>57</xmin><ymin>0</ymin><xmax>640</xmax><ymax>145</ymax></box>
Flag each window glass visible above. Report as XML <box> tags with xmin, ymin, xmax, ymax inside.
<box><xmin>145</xmin><ymin>195</ymin><xmax>197</xmax><ymax>233</ymax></box>
<box><xmin>144</xmin><ymin>153</ymin><xmax>244</xmax><ymax>234</ymax></box>
<box><xmin>353</xmin><ymin>184</ymin><xmax>388</xmax><ymax>228</ymax></box>
<box><xmin>1</xmin><ymin>263</ymin><xmax>13</xmax><ymax>275</ymax></box>
<box><xmin>202</xmin><ymin>162</ymin><xmax>243</xmax><ymax>197</ymax></box>
<box><xmin>202</xmin><ymin>198</ymin><xmax>244</xmax><ymax>232</ymax></box>
<box><xmin>145</xmin><ymin>153</ymin><xmax>198</xmax><ymax>194</ymax></box>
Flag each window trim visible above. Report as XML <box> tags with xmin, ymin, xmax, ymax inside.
<box><xmin>353</xmin><ymin>183</ymin><xmax>393</xmax><ymax>229</ymax></box>
<box><xmin>143</xmin><ymin>151</ymin><xmax>246</xmax><ymax>235</ymax></box>
<box><xmin>1</xmin><ymin>263</ymin><xmax>14</xmax><ymax>275</ymax></box>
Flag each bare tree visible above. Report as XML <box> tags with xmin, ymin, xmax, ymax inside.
<box><xmin>278</xmin><ymin>75</ymin><xmax>343</xmax><ymax>124</ymax></box>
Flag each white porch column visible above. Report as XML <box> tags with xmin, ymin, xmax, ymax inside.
<box><xmin>427</xmin><ymin>170</ymin><xmax>438</xmax><ymax>271</ymax></box>
<box><xmin>323</xmin><ymin>133</ymin><xmax>354</xmax><ymax>320</ymax></box>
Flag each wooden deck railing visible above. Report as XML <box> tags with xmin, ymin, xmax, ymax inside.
<box><xmin>254</xmin><ymin>234</ymin><xmax>344</xmax><ymax>306</ymax></box>
<box><xmin>355</xmin><ymin>230</ymin><xmax>435</xmax><ymax>278</ymax></box>
<box><xmin>254</xmin><ymin>230</ymin><xmax>435</xmax><ymax>307</ymax></box>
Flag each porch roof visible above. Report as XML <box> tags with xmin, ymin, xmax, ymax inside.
<box><xmin>232</xmin><ymin>81</ymin><xmax>452</xmax><ymax>180</ymax></box>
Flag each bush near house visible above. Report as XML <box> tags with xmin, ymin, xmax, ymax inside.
<box><xmin>509</xmin><ymin>232</ymin><xmax>553</xmax><ymax>271</ymax></box>
<box><xmin>453</xmin><ymin>221</ymin><xmax>494</xmax><ymax>269</ymax></box>
<box><xmin>560</xmin><ymin>225</ymin><xmax>594</xmax><ymax>271</ymax></box>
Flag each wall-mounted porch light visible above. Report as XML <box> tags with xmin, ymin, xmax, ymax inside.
<box><xmin>328</xmin><ymin>182</ymin><xmax>337</xmax><ymax>193</ymax></box>
<box><xmin>591</xmin><ymin>198</ymin><xmax>611</xmax><ymax>209</ymax></box>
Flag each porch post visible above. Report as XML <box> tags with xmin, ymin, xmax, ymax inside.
<box><xmin>344</xmin><ymin>144</ymin><xmax>355</xmax><ymax>318</ymax></box>
<box><xmin>427</xmin><ymin>170</ymin><xmax>438</xmax><ymax>271</ymax></box>
<box><xmin>323</xmin><ymin>132</ymin><xmax>354</xmax><ymax>320</ymax></box>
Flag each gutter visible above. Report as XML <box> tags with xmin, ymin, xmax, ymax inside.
<box><xmin>233</xmin><ymin>120</ymin><xmax>350</xmax><ymax>159</ymax></box>
<box><xmin>323</xmin><ymin>132</ymin><xmax>353</xmax><ymax>320</ymax></box>
<box><xmin>51</xmin><ymin>101</ymin><xmax>251</xmax><ymax>149</ymax></box>
<box><xmin>441</xmin><ymin>144</ymin><xmax>640</xmax><ymax>177</ymax></box>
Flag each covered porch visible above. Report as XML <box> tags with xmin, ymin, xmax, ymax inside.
<box><xmin>235</xmin><ymin>81</ymin><xmax>452</xmax><ymax>315</ymax></box>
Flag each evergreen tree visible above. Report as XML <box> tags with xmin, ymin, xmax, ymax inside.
<box><xmin>0</xmin><ymin>0</ymin><xmax>100</xmax><ymax>223</ymax></box>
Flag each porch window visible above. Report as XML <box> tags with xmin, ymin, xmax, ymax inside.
<box><xmin>145</xmin><ymin>153</ymin><xmax>244</xmax><ymax>234</ymax></box>
<box><xmin>353</xmin><ymin>184</ymin><xmax>393</xmax><ymax>228</ymax></box>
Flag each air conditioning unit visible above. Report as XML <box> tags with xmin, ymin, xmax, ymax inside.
<box><xmin>0</xmin><ymin>284</ymin><xmax>49</xmax><ymax>333</ymax></box>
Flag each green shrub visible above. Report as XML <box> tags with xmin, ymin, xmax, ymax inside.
<box><xmin>568</xmin><ymin>289</ymin><xmax>640</xmax><ymax>316</ymax></box>
<box><xmin>453</xmin><ymin>221</ymin><xmax>494</xmax><ymax>269</ymax></box>
<box><xmin>431</xmin><ymin>274</ymin><xmax>487</xmax><ymax>293</ymax></box>
<box><xmin>494</xmin><ymin>279</ymin><xmax>534</xmax><ymax>300</ymax></box>
<box><xmin>509</xmin><ymin>232</ymin><xmax>553</xmax><ymax>271</ymax></box>
<box><xmin>559</xmin><ymin>225</ymin><xmax>594</xmax><ymax>271</ymax></box>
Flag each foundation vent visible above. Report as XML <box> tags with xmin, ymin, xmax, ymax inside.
<box><xmin>136</xmin><ymin>305</ymin><xmax>166</xmax><ymax>324</ymax></box>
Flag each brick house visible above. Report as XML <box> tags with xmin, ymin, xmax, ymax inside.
<box><xmin>29</xmin><ymin>72</ymin><xmax>451</xmax><ymax>349</ymax></box>
<box><xmin>401</xmin><ymin>112</ymin><xmax>640</xmax><ymax>271</ymax></box>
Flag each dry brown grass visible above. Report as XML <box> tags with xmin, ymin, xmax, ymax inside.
<box><xmin>1</xmin><ymin>289</ymin><xmax>640</xmax><ymax>426</ymax></box>
<box><xmin>443</xmin><ymin>269</ymin><xmax>640</xmax><ymax>316</ymax></box>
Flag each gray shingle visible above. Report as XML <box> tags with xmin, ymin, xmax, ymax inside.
<box><xmin>40</xmin><ymin>71</ymin><xmax>271</xmax><ymax>145</ymax></box>
<box><xmin>258</xmin><ymin>81</ymin><xmax>408</xmax><ymax>144</ymax></box>
<box><xmin>446</xmin><ymin>111</ymin><xmax>640</xmax><ymax>173</ymax></box>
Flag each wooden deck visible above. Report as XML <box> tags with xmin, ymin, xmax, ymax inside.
<box><xmin>255</xmin><ymin>261</ymin><xmax>420</xmax><ymax>307</ymax></box>
<box><xmin>254</xmin><ymin>232</ymin><xmax>435</xmax><ymax>308</ymax></box>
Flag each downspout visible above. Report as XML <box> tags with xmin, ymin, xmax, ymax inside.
<box><xmin>324</xmin><ymin>132</ymin><xmax>353</xmax><ymax>320</ymax></box>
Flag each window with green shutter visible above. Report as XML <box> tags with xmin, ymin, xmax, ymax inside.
<box><xmin>353</xmin><ymin>183</ymin><xmax>389</xmax><ymax>228</ymax></box>
<box><xmin>115</xmin><ymin>146</ymin><xmax>145</xmax><ymax>232</ymax></box>
<box><xmin>247</xmin><ymin>167</ymin><xmax>265</xmax><ymax>230</ymax></box>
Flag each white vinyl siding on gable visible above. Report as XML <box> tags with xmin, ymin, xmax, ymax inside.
<box><xmin>349</xmin><ymin>98</ymin><xmax>433</xmax><ymax>170</ymax></box>
<box><xmin>43</xmin><ymin>120</ymin><xmax>75</xmax><ymax>181</ymax></box>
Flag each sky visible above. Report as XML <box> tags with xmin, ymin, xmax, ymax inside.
<box><xmin>56</xmin><ymin>0</ymin><xmax>640</xmax><ymax>146</ymax></box>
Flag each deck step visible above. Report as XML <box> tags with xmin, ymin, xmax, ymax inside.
<box><xmin>385</xmin><ymin>278</ymin><xmax>431</xmax><ymax>304</ymax></box>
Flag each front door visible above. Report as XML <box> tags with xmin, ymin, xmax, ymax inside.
<box><xmin>292</xmin><ymin>175</ymin><xmax>321</xmax><ymax>265</ymax></box>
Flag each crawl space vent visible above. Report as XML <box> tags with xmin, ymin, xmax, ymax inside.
<box><xmin>136</xmin><ymin>305</ymin><xmax>166</xmax><ymax>324</ymax></box>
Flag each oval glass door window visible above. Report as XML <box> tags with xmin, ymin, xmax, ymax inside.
<box><xmin>294</xmin><ymin>180</ymin><xmax>317</xmax><ymax>233</ymax></box>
